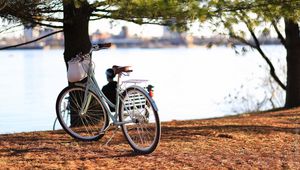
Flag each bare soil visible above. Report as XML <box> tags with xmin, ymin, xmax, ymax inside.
<box><xmin>1</xmin><ymin>108</ymin><xmax>300</xmax><ymax>169</ymax></box>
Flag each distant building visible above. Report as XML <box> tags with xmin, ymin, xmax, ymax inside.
<box><xmin>22</xmin><ymin>26</ymin><xmax>64</xmax><ymax>48</ymax></box>
<box><xmin>90</xmin><ymin>29</ymin><xmax>111</xmax><ymax>43</ymax></box>
<box><xmin>162</xmin><ymin>26</ymin><xmax>181</xmax><ymax>39</ymax></box>
<box><xmin>39</xmin><ymin>28</ymin><xmax>53</xmax><ymax>39</ymax></box>
<box><xmin>118</xmin><ymin>26</ymin><xmax>129</xmax><ymax>39</ymax></box>
<box><xmin>24</xmin><ymin>28</ymin><xmax>33</xmax><ymax>42</ymax></box>
<box><xmin>24</xmin><ymin>26</ymin><xmax>39</xmax><ymax>41</ymax></box>
<box><xmin>162</xmin><ymin>26</ymin><xmax>186</xmax><ymax>46</ymax></box>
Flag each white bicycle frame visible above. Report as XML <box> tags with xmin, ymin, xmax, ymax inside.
<box><xmin>74</xmin><ymin>47</ymin><xmax>134</xmax><ymax>130</ymax></box>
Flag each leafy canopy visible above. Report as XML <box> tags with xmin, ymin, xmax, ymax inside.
<box><xmin>0</xmin><ymin>0</ymin><xmax>206</xmax><ymax>31</ymax></box>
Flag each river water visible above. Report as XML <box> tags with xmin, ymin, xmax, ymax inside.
<box><xmin>0</xmin><ymin>46</ymin><xmax>286</xmax><ymax>134</ymax></box>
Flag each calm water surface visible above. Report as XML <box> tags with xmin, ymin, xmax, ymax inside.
<box><xmin>0</xmin><ymin>46</ymin><xmax>285</xmax><ymax>134</ymax></box>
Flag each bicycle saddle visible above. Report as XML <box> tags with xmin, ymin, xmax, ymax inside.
<box><xmin>112</xmin><ymin>65</ymin><xmax>133</xmax><ymax>74</ymax></box>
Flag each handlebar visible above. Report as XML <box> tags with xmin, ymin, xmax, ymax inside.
<box><xmin>90</xmin><ymin>43</ymin><xmax>111</xmax><ymax>53</ymax></box>
<box><xmin>98</xmin><ymin>43</ymin><xmax>111</xmax><ymax>48</ymax></box>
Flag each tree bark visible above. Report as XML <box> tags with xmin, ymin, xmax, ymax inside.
<box><xmin>63</xmin><ymin>1</ymin><xmax>91</xmax><ymax>65</ymax></box>
<box><xmin>284</xmin><ymin>19</ymin><xmax>300</xmax><ymax>108</ymax></box>
<box><xmin>63</xmin><ymin>1</ymin><xmax>93</xmax><ymax>127</ymax></box>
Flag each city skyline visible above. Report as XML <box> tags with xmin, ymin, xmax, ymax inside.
<box><xmin>0</xmin><ymin>19</ymin><xmax>212</xmax><ymax>39</ymax></box>
<box><xmin>0</xmin><ymin>19</ymin><xmax>166</xmax><ymax>39</ymax></box>
<box><xmin>1</xmin><ymin>23</ymin><xmax>198</xmax><ymax>49</ymax></box>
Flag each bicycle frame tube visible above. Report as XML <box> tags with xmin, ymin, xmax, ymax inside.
<box><xmin>80</xmin><ymin>57</ymin><xmax>121</xmax><ymax>123</ymax></box>
<box><xmin>78</xmin><ymin>52</ymin><xmax>136</xmax><ymax>126</ymax></box>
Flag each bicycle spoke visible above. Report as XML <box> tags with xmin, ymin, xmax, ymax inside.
<box><xmin>56</xmin><ymin>86</ymin><xmax>108</xmax><ymax>141</ymax></box>
<box><xmin>120</xmin><ymin>87</ymin><xmax>160</xmax><ymax>154</ymax></box>
<box><xmin>140</xmin><ymin>123</ymin><xmax>154</xmax><ymax>142</ymax></box>
<box><xmin>80</xmin><ymin>115</ymin><xmax>96</xmax><ymax>136</ymax></box>
<box><xmin>69</xmin><ymin>93</ymin><xmax>82</xmax><ymax>113</ymax></box>
<box><xmin>137</xmin><ymin>125</ymin><xmax>145</xmax><ymax>145</ymax></box>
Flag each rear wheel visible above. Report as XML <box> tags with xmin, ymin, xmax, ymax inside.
<box><xmin>56</xmin><ymin>85</ymin><xmax>109</xmax><ymax>141</ymax></box>
<box><xmin>119</xmin><ymin>86</ymin><xmax>161</xmax><ymax>154</ymax></box>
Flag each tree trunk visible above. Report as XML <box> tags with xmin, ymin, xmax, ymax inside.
<box><xmin>63</xmin><ymin>1</ymin><xmax>92</xmax><ymax>127</ymax></box>
<box><xmin>63</xmin><ymin>1</ymin><xmax>91</xmax><ymax>65</ymax></box>
<box><xmin>284</xmin><ymin>19</ymin><xmax>300</xmax><ymax>108</ymax></box>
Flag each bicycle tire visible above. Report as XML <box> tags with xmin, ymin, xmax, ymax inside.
<box><xmin>56</xmin><ymin>85</ymin><xmax>109</xmax><ymax>141</ymax></box>
<box><xmin>119</xmin><ymin>86</ymin><xmax>161</xmax><ymax>154</ymax></box>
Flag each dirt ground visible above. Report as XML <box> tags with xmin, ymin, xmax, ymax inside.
<box><xmin>0</xmin><ymin>108</ymin><xmax>300</xmax><ymax>169</ymax></box>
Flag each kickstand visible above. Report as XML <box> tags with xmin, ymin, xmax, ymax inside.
<box><xmin>103</xmin><ymin>125</ymin><xmax>119</xmax><ymax>146</ymax></box>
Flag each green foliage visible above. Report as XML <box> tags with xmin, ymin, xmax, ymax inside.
<box><xmin>203</xmin><ymin>0</ymin><xmax>291</xmax><ymax>42</ymax></box>
<box><xmin>0</xmin><ymin>0</ymin><xmax>208</xmax><ymax>31</ymax></box>
<box><xmin>3</xmin><ymin>0</ymin><xmax>299</xmax><ymax>43</ymax></box>
<box><xmin>0</xmin><ymin>0</ymin><xmax>62</xmax><ymax>28</ymax></box>
<box><xmin>2</xmin><ymin>0</ymin><xmax>300</xmax><ymax>35</ymax></box>
<box><xmin>92</xmin><ymin>0</ymin><xmax>204</xmax><ymax>31</ymax></box>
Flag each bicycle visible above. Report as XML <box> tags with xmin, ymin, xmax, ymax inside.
<box><xmin>55</xmin><ymin>43</ymin><xmax>161</xmax><ymax>154</ymax></box>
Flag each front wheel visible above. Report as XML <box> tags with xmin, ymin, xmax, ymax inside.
<box><xmin>119</xmin><ymin>86</ymin><xmax>161</xmax><ymax>154</ymax></box>
<box><xmin>56</xmin><ymin>85</ymin><xmax>109</xmax><ymax>141</ymax></box>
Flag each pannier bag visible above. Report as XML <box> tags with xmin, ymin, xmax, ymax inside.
<box><xmin>67</xmin><ymin>53</ymin><xmax>91</xmax><ymax>83</ymax></box>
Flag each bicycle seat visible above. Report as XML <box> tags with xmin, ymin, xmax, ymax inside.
<box><xmin>112</xmin><ymin>65</ymin><xmax>133</xmax><ymax>74</ymax></box>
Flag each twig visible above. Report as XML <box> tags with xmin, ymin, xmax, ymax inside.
<box><xmin>0</xmin><ymin>29</ymin><xmax>63</xmax><ymax>50</ymax></box>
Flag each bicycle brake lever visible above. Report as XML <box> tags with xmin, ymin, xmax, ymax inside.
<box><xmin>122</xmin><ymin>72</ymin><xmax>130</xmax><ymax>76</ymax></box>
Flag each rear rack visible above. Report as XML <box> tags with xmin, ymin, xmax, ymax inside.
<box><xmin>122</xmin><ymin>79</ymin><xmax>149</xmax><ymax>84</ymax></box>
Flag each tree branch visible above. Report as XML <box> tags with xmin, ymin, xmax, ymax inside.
<box><xmin>39</xmin><ymin>10</ymin><xmax>64</xmax><ymax>13</ymax></box>
<box><xmin>97</xmin><ymin>15</ymin><xmax>170</xmax><ymax>26</ymax></box>
<box><xmin>271</xmin><ymin>20</ymin><xmax>286</xmax><ymax>48</ymax></box>
<box><xmin>0</xmin><ymin>23</ymin><xmax>23</xmax><ymax>34</ymax></box>
<box><xmin>248</xmin><ymin>27</ymin><xmax>286</xmax><ymax>90</ymax></box>
<box><xmin>232</xmin><ymin>11</ymin><xmax>286</xmax><ymax>90</ymax></box>
<box><xmin>230</xmin><ymin>35</ymin><xmax>256</xmax><ymax>48</ymax></box>
<box><xmin>0</xmin><ymin>30</ymin><xmax>63</xmax><ymax>50</ymax></box>
<box><xmin>31</xmin><ymin>16</ymin><xmax>64</xmax><ymax>23</ymax></box>
<box><xmin>27</xmin><ymin>20</ymin><xmax>63</xmax><ymax>28</ymax></box>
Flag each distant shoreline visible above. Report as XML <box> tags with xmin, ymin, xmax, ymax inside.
<box><xmin>0</xmin><ymin>43</ymin><xmax>283</xmax><ymax>50</ymax></box>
